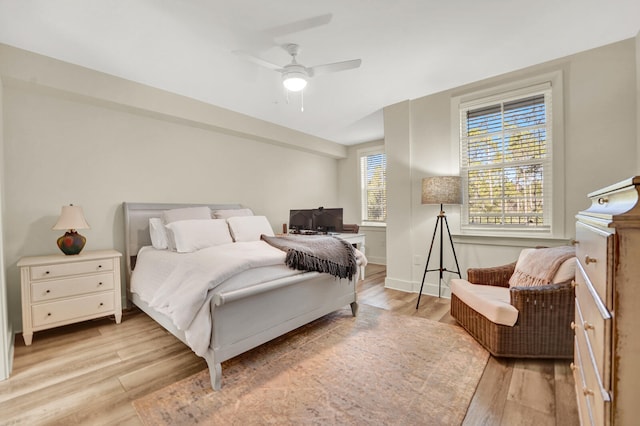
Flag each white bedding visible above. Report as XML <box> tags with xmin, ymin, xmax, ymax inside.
<box><xmin>131</xmin><ymin>240</ymin><xmax>367</xmax><ymax>356</ymax></box>
<box><xmin>131</xmin><ymin>245</ymin><xmax>302</xmax><ymax>303</ymax></box>
<box><xmin>131</xmin><ymin>241</ymin><xmax>302</xmax><ymax>355</ymax></box>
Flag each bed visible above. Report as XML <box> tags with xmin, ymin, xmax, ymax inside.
<box><xmin>123</xmin><ymin>202</ymin><xmax>360</xmax><ymax>390</ymax></box>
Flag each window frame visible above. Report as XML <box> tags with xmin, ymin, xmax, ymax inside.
<box><xmin>358</xmin><ymin>146</ymin><xmax>387</xmax><ymax>226</ymax></box>
<box><xmin>451</xmin><ymin>71</ymin><xmax>565</xmax><ymax>238</ymax></box>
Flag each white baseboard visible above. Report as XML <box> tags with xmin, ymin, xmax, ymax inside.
<box><xmin>384</xmin><ymin>277</ymin><xmax>451</xmax><ymax>299</ymax></box>
<box><xmin>365</xmin><ymin>256</ymin><xmax>386</xmax><ymax>265</ymax></box>
<box><xmin>384</xmin><ymin>277</ymin><xmax>412</xmax><ymax>292</ymax></box>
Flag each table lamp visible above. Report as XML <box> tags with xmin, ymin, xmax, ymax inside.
<box><xmin>52</xmin><ymin>204</ymin><xmax>90</xmax><ymax>255</ymax></box>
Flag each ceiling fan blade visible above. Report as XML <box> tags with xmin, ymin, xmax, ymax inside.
<box><xmin>264</xmin><ymin>13</ymin><xmax>333</xmax><ymax>39</ymax></box>
<box><xmin>308</xmin><ymin>59</ymin><xmax>362</xmax><ymax>77</ymax></box>
<box><xmin>233</xmin><ymin>50</ymin><xmax>282</xmax><ymax>71</ymax></box>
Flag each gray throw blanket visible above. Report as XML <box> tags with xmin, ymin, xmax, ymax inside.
<box><xmin>261</xmin><ymin>234</ymin><xmax>358</xmax><ymax>280</ymax></box>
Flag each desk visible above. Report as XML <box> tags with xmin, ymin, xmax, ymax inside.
<box><xmin>337</xmin><ymin>233</ymin><xmax>366</xmax><ymax>279</ymax></box>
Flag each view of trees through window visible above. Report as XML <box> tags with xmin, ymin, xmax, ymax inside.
<box><xmin>462</xmin><ymin>93</ymin><xmax>549</xmax><ymax>228</ymax></box>
<box><xmin>360</xmin><ymin>152</ymin><xmax>386</xmax><ymax>223</ymax></box>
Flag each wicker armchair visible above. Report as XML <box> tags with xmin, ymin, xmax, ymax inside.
<box><xmin>450</xmin><ymin>258</ymin><xmax>575</xmax><ymax>359</ymax></box>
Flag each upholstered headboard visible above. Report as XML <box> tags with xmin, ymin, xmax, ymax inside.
<box><xmin>122</xmin><ymin>202</ymin><xmax>243</xmax><ymax>281</ymax></box>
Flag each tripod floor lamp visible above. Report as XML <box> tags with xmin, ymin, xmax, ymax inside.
<box><xmin>416</xmin><ymin>176</ymin><xmax>462</xmax><ymax>308</ymax></box>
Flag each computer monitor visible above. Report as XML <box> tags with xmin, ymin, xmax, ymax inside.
<box><xmin>312</xmin><ymin>208</ymin><xmax>343</xmax><ymax>233</ymax></box>
<box><xmin>288</xmin><ymin>209</ymin><xmax>313</xmax><ymax>232</ymax></box>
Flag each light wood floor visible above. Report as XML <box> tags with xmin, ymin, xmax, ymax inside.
<box><xmin>1</xmin><ymin>264</ymin><xmax>579</xmax><ymax>425</ymax></box>
<box><xmin>360</xmin><ymin>264</ymin><xmax>579</xmax><ymax>426</ymax></box>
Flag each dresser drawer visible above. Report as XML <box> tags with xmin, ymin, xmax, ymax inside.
<box><xmin>30</xmin><ymin>273</ymin><xmax>114</xmax><ymax>302</ymax></box>
<box><xmin>574</xmin><ymin>302</ymin><xmax>611</xmax><ymax>425</ymax></box>
<box><xmin>575</xmin><ymin>262</ymin><xmax>612</xmax><ymax>386</ymax></box>
<box><xmin>573</xmin><ymin>339</ymin><xmax>595</xmax><ymax>426</ymax></box>
<box><xmin>29</xmin><ymin>258</ymin><xmax>114</xmax><ymax>281</ymax></box>
<box><xmin>575</xmin><ymin>222</ymin><xmax>612</xmax><ymax>305</ymax></box>
<box><xmin>31</xmin><ymin>293</ymin><xmax>115</xmax><ymax>327</ymax></box>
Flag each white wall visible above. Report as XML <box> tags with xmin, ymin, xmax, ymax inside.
<box><xmin>384</xmin><ymin>38</ymin><xmax>638</xmax><ymax>296</ymax></box>
<box><xmin>384</xmin><ymin>101</ymin><xmax>413</xmax><ymax>288</ymax></box>
<box><xmin>0</xmin><ymin>44</ymin><xmax>347</xmax><ymax>331</ymax></box>
<box><xmin>0</xmin><ymin>76</ymin><xmax>13</xmax><ymax>380</ymax></box>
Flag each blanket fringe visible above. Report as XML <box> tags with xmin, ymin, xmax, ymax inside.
<box><xmin>262</xmin><ymin>235</ymin><xmax>358</xmax><ymax>280</ymax></box>
<box><xmin>285</xmin><ymin>245</ymin><xmax>357</xmax><ymax>280</ymax></box>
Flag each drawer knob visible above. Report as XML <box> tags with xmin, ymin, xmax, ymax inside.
<box><xmin>597</xmin><ymin>197</ymin><xmax>608</xmax><ymax>205</ymax></box>
<box><xmin>570</xmin><ymin>362</ymin><xmax>578</xmax><ymax>372</ymax></box>
<box><xmin>98</xmin><ymin>265</ymin><xmax>102</xmax><ymax>269</ymax></box>
<box><xmin>45</xmin><ymin>271</ymin><xmax>50</xmax><ymax>275</ymax></box>
<box><xmin>98</xmin><ymin>282</ymin><xmax>103</xmax><ymax>286</ymax></box>
<box><xmin>585</xmin><ymin>256</ymin><xmax>597</xmax><ymax>264</ymax></box>
<box><xmin>47</xmin><ymin>313</ymin><xmax>52</xmax><ymax>317</ymax></box>
<box><xmin>583</xmin><ymin>387</ymin><xmax>594</xmax><ymax>396</ymax></box>
<box><xmin>584</xmin><ymin>322</ymin><xmax>595</xmax><ymax>330</ymax></box>
<box><xmin>571</xmin><ymin>280</ymin><xmax>578</xmax><ymax>288</ymax></box>
<box><xmin>99</xmin><ymin>302</ymin><xmax>104</xmax><ymax>307</ymax></box>
<box><xmin>571</xmin><ymin>321</ymin><xmax>578</xmax><ymax>330</ymax></box>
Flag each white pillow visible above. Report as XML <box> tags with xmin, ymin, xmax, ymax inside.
<box><xmin>149</xmin><ymin>218</ymin><xmax>168</xmax><ymax>250</ymax></box>
<box><xmin>553</xmin><ymin>257</ymin><xmax>576</xmax><ymax>283</ymax></box>
<box><xmin>162</xmin><ymin>206</ymin><xmax>211</xmax><ymax>224</ymax></box>
<box><xmin>227</xmin><ymin>216</ymin><xmax>274</xmax><ymax>242</ymax></box>
<box><xmin>212</xmin><ymin>208</ymin><xmax>254</xmax><ymax>219</ymax></box>
<box><xmin>165</xmin><ymin>219</ymin><xmax>233</xmax><ymax>253</ymax></box>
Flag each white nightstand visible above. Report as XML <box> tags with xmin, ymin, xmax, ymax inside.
<box><xmin>18</xmin><ymin>249</ymin><xmax>122</xmax><ymax>345</ymax></box>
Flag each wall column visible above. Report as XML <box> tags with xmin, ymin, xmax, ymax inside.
<box><xmin>0</xmin><ymin>76</ymin><xmax>13</xmax><ymax>380</ymax></box>
<box><xmin>383</xmin><ymin>101</ymin><xmax>414</xmax><ymax>291</ymax></box>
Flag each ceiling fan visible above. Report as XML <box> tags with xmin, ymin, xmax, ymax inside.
<box><xmin>235</xmin><ymin>43</ymin><xmax>362</xmax><ymax>93</ymax></box>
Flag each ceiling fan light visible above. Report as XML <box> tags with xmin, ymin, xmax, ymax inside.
<box><xmin>282</xmin><ymin>72</ymin><xmax>307</xmax><ymax>92</ymax></box>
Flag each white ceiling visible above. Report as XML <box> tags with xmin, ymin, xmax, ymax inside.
<box><xmin>1</xmin><ymin>1</ymin><xmax>639</xmax><ymax>145</ymax></box>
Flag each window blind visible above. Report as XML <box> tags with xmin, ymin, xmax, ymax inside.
<box><xmin>460</xmin><ymin>88</ymin><xmax>552</xmax><ymax>230</ymax></box>
<box><xmin>360</xmin><ymin>152</ymin><xmax>386</xmax><ymax>223</ymax></box>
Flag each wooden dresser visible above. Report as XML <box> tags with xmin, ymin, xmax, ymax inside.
<box><xmin>18</xmin><ymin>249</ymin><xmax>122</xmax><ymax>345</ymax></box>
<box><xmin>573</xmin><ymin>176</ymin><xmax>640</xmax><ymax>425</ymax></box>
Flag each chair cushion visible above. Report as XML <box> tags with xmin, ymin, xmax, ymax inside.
<box><xmin>450</xmin><ymin>278</ymin><xmax>519</xmax><ymax>326</ymax></box>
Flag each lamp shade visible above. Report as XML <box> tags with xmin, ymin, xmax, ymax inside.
<box><xmin>422</xmin><ymin>176</ymin><xmax>462</xmax><ymax>205</ymax></box>
<box><xmin>52</xmin><ymin>205</ymin><xmax>90</xmax><ymax>231</ymax></box>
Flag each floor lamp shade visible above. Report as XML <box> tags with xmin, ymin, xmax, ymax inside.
<box><xmin>52</xmin><ymin>204</ymin><xmax>90</xmax><ymax>255</ymax></box>
<box><xmin>422</xmin><ymin>176</ymin><xmax>462</xmax><ymax>205</ymax></box>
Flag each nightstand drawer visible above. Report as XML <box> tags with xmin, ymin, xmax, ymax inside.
<box><xmin>31</xmin><ymin>273</ymin><xmax>114</xmax><ymax>302</ymax></box>
<box><xmin>31</xmin><ymin>293</ymin><xmax>115</xmax><ymax>327</ymax></box>
<box><xmin>575</xmin><ymin>222</ymin><xmax>611</xmax><ymax>305</ymax></box>
<box><xmin>30</xmin><ymin>258</ymin><xmax>114</xmax><ymax>281</ymax></box>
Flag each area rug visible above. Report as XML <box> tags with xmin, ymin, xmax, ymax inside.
<box><xmin>133</xmin><ymin>304</ymin><xmax>489</xmax><ymax>425</ymax></box>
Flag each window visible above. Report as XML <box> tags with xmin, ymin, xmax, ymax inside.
<box><xmin>359</xmin><ymin>149</ymin><xmax>386</xmax><ymax>224</ymax></box>
<box><xmin>459</xmin><ymin>83</ymin><xmax>553</xmax><ymax>234</ymax></box>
